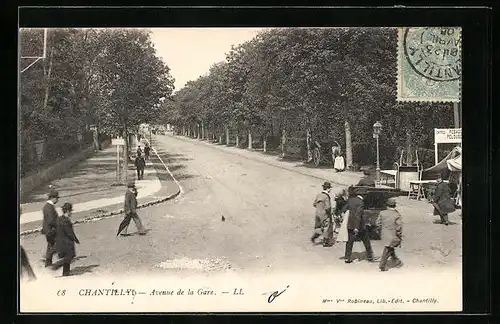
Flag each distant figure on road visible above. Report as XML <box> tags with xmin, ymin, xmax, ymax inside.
<box><xmin>135</xmin><ymin>153</ymin><xmax>146</xmax><ymax>180</ymax></box>
<box><xmin>116</xmin><ymin>180</ymin><xmax>146</xmax><ymax>236</ymax></box>
<box><xmin>432</xmin><ymin>171</ymin><xmax>455</xmax><ymax>226</ymax></box>
<box><xmin>357</xmin><ymin>169</ymin><xmax>376</xmax><ymax>187</ymax></box>
<box><xmin>52</xmin><ymin>202</ymin><xmax>80</xmax><ymax>277</ymax></box>
<box><xmin>341</xmin><ymin>188</ymin><xmax>377</xmax><ymax>263</ymax></box>
<box><xmin>144</xmin><ymin>143</ymin><xmax>151</xmax><ymax>161</ymax></box>
<box><xmin>311</xmin><ymin>181</ymin><xmax>334</xmax><ymax>247</ymax></box>
<box><xmin>137</xmin><ymin>145</ymin><xmax>143</xmax><ymax>157</ymax></box>
<box><xmin>378</xmin><ymin>198</ymin><xmax>403</xmax><ymax>272</ymax></box>
<box><xmin>41</xmin><ymin>189</ymin><xmax>60</xmax><ymax>267</ymax></box>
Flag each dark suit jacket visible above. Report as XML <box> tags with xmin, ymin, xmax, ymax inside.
<box><xmin>433</xmin><ymin>181</ymin><xmax>456</xmax><ymax>214</ymax></box>
<box><xmin>341</xmin><ymin>196</ymin><xmax>366</xmax><ymax>230</ymax></box>
<box><xmin>55</xmin><ymin>215</ymin><xmax>79</xmax><ymax>257</ymax></box>
<box><xmin>41</xmin><ymin>202</ymin><xmax>58</xmax><ymax>236</ymax></box>
<box><xmin>135</xmin><ymin>156</ymin><xmax>146</xmax><ymax>169</ymax></box>
<box><xmin>124</xmin><ymin>189</ymin><xmax>137</xmax><ymax>214</ymax></box>
<box><xmin>357</xmin><ymin>176</ymin><xmax>376</xmax><ymax>187</ymax></box>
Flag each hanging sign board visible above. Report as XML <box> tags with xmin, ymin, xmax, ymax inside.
<box><xmin>111</xmin><ymin>138</ymin><xmax>125</xmax><ymax>146</ymax></box>
<box><xmin>433</xmin><ymin>128</ymin><xmax>461</xmax><ymax>165</ymax></box>
<box><xmin>434</xmin><ymin>128</ymin><xmax>462</xmax><ymax>144</ymax></box>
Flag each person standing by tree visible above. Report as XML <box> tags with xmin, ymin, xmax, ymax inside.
<box><xmin>41</xmin><ymin>189</ymin><xmax>59</xmax><ymax>267</ymax></box>
<box><xmin>135</xmin><ymin>152</ymin><xmax>146</xmax><ymax>180</ymax></box>
<box><xmin>116</xmin><ymin>180</ymin><xmax>146</xmax><ymax>236</ymax></box>
<box><xmin>311</xmin><ymin>181</ymin><xmax>334</xmax><ymax>247</ymax></box>
<box><xmin>52</xmin><ymin>202</ymin><xmax>80</xmax><ymax>277</ymax></box>
<box><xmin>432</xmin><ymin>171</ymin><xmax>455</xmax><ymax>226</ymax></box>
<box><xmin>378</xmin><ymin>198</ymin><xmax>404</xmax><ymax>271</ymax></box>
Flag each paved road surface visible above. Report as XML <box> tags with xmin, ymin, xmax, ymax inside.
<box><xmin>21</xmin><ymin>134</ymin><xmax>462</xmax><ymax>278</ymax></box>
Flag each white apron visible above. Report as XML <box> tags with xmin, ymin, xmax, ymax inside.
<box><xmin>334</xmin><ymin>156</ymin><xmax>345</xmax><ymax>171</ymax></box>
<box><xmin>336</xmin><ymin>211</ymin><xmax>349</xmax><ymax>242</ymax></box>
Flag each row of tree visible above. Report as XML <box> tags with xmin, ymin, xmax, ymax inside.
<box><xmin>162</xmin><ymin>28</ymin><xmax>455</xmax><ymax>169</ymax></box>
<box><xmin>20</xmin><ymin>28</ymin><xmax>175</xmax><ymax>178</ymax></box>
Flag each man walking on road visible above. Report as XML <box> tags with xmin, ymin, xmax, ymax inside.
<box><xmin>432</xmin><ymin>171</ymin><xmax>455</xmax><ymax>226</ymax></box>
<box><xmin>311</xmin><ymin>181</ymin><xmax>334</xmax><ymax>247</ymax></box>
<box><xmin>341</xmin><ymin>187</ymin><xmax>378</xmax><ymax>263</ymax></box>
<box><xmin>41</xmin><ymin>189</ymin><xmax>59</xmax><ymax>267</ymax></box>
<box><xmin>52</xmin><ymin>202</ymin><xmax>80</xmax><ymax>276</ymax></box>
<box><xmin>144</xmin><ymin>143</ymin><xmax>151</xmax><ymax>161</ymax></box>
<box><xmin>378</xmin><ymin>198</ymin><xmax>404</xmax><ymax>272</ymax></box>
<box><xmin>135</xmin><ymin>152</ymin><xmax>146</xmax><ymax>180</ymax></box>
<box><xmin>116</xmin><ymin>180</ymin><xmax>146</xmax><ymax>236</ymax></box>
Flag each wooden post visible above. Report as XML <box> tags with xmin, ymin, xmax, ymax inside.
<box><xmin>453</xmin><ymin>102</ymin><xmax>460</xmax><ymax>128</ymax></box>
<box><xmin>434</xmin><ymin>142</ymin><xmax>439</xmax><ymax>165</ymax></box>
<box><xmin>116</xmin><ymin>143</ymin><xmax>120</xmax><ymax>182</ymax></box>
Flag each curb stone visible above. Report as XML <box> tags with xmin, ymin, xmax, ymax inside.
<box><xmin>20</xmin><ymin>188</ymin><xmax>181</xmax><ymax>237</ymax></box>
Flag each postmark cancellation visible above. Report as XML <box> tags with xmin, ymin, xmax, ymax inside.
<box><xmin>397</xmin><ymin>27</ymin><xmax>462</xmax><ymax>102</ymax></box>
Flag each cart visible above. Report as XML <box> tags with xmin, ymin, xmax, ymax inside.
<box><xmin>348</xmin><ymin>186</ymin><xmax>402</xmax><ymax>240</ymax></box>
<box><xmin>308</xmin><ymin>139</ymin><xmax>341</xmax><ymax>167</ymax></box>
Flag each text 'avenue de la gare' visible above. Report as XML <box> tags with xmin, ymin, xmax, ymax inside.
<box><xmin>77</xmin><ymin>288</ymin><xmax>244</xmax><ymax>297</ymax></box>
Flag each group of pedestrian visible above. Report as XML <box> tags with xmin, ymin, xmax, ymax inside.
<box><xmin>311</xmin><ymin>181</ymin><xmax>403</xmax><ymax>272</ymax></box>
<box><xmin>135</xmin><ymin>143</ymin><xmax>150</xmax><ymax>181</ymax></box>
<box><xmin>36</xmin><ymin>176</ymin><xmax>147</xmax><ymax>278</ymax></box>
<box><xmin>41</xmin><ymin>189</ymin><xmax>80</xmax><ymax>276</ymax></box>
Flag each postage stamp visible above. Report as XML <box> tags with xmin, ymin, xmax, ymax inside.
<box><xmin>397</xmin><ymin>27</ymin><xmax>462</xmax><ymax>102</ymax></box>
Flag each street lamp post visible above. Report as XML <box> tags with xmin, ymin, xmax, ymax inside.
<box><xmin>373</xmin><ymin>121</ymin><xmax>382</xmax><ymax>183</ymax></box>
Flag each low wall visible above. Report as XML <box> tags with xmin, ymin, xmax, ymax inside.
<box><xmin>20</xmin><ymin>140</ymin><xmax>111</xmax><ymax>200</ymax></box>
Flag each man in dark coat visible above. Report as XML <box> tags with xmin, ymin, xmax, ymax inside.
<box><xmin>135</xmin><ymin>153</ymin><xmax>146</xmax><ymax>180</ymax></box>
<box><xmin>378</xmin><ymin>198</ymin><xmax>403</xmax><ymax>271</ymax></box>
<box><xmin>144</xmin><ymin>143</ymin><xmax>151</xmax><ymax>161</ymax></box>
<box><xmin>432</xmin><ymin>171</ymin><xmax>456</xmax><ymax>226</ymax></box>
<box><xmin>41</xmin><ymin>189</ymin><xmax>59</xmax><ymax>267</ymax></box>
<box><xmin>341</xmin><ymin>188</ymin><xmax>377</xmax><ymax>263</ymax></box>
<box><xmin>357</xmin><ymin>169</ymin><xmax>376</xmax><ymax>187</ymax></box>
<box><xmin>52</xmin><ymin>202</ymin><xmax>80</xmax><ymax>276</ymax></box>
<box><xmin>311</xmin><ymin>181</ymin><xmax>334</xmax><ymax>247</ymax></box>
<box><xmin>116</xmin><ymin>180</ymin><xmax>146</xmax><ymax>236</ymax></box>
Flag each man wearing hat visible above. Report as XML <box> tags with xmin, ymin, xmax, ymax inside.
<box><xmin>340</xmin><ymin>187</ymin><xmax>377</xmax><ymax>263</ymax></box>
<box><xmin>52</xmin><ymin>202</ymin><xmax>80</xmax><ymax>276</ymax></box>
<box><xmin>116</xmin><ymin>180</ymin><xmax>146</xmax><ymax>236</ymax></box>
<box><xmin>378</xmin><ymin>198</ymin><xmax>404</xmax><ymax>271</ymax></box>
<box><xmin>311</xmin><ymin>181</ymin><xmax>334</xmax><ymax>247</ymax></box>
<box><xmin>357</xmin><ymin>168</ymin><xmax>376</xmax><ymax>187</ymax></box>
<box><xmin>41</xmin><ymin>189</ymin><xmax>60</xmax><ymax>267</ymax></box>
<box><xmin>432</xmin><ymin>171</ymin><xmax>455</xmax><ymax>226</ymax></box>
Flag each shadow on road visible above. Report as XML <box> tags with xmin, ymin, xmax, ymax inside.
<box><xmin>69</xmin><ymin>264</ymin><xmax>100</xmax><ymax>276</ymax></box>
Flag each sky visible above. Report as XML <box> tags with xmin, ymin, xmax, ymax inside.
<box><xmin>148</xmin><ymin>28</ymin><xmax>265</xmax><ymax>92</ymax></box>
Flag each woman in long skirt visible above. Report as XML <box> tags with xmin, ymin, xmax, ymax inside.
<box><xmin>333</xmin><ymin>189</ymin><xmax>349</xmax><ymax>242</ymax></box>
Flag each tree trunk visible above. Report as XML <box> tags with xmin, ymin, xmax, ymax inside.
<box><xmin>281</xmin><ymin>129</ymin><xmax>287</xmax><ymax>158</ymax></box>
<box><xmin>201</xmin><ymin>122</ymin><xmax>205</xmax><ymax>139</ymax></box>
<box><xmin>225</xmin><ymin>125</ymin><xmax>230</xmax><ymax>145</ymax></box>
<box><xmin>122</xmin><ymin>125</ymin><xmax>129</xmax><ymax>184</ymax></box>
<box><xmin>43</xmin><ymin>46</ymin><xmax>54</xmax><ymax>110</ymax></box>
<box><xmin>235</xmin><ymin>131</ymin><xmax>239</xmax><ymax>147</ymax></box>
<box><xmin>248</xmin><ymin>130</ymin><xmax>252</xmax><ymax>150</ymax></box>
<box><xmin>306</xmin><ymin>129</ymin><xmax>312</xmax><ymax>162</ymax></box>
<box><xmin>263</xmin><ymin>134</ymin><xmax>267</xmax><ymax>153</ymax></box>
<box><xmin>344</xmin><ymin>121</ymin><xmax>353</xmax><ymax>170</ymax></box>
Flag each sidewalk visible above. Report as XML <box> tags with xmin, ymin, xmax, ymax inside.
<box><xmin>20</xmin><ymin>140</ymin><xmax>180</xmax><ymax>234</ymax></box>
